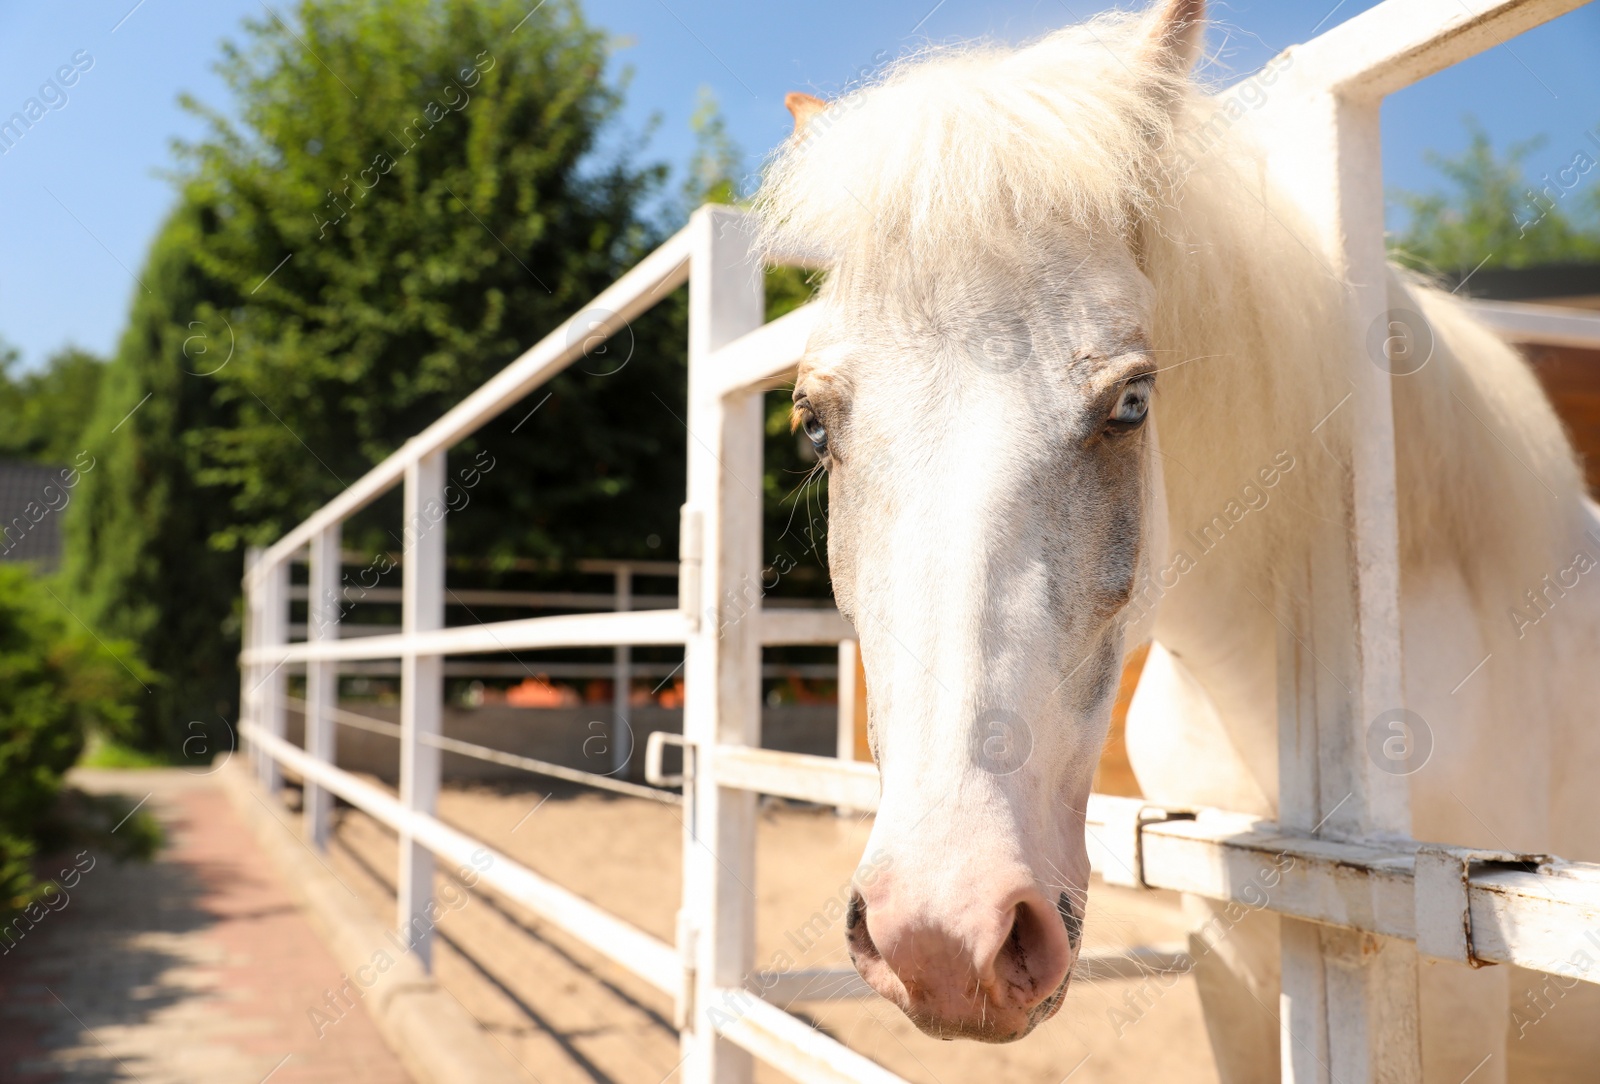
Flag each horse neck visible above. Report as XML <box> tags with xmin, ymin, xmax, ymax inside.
<box><xmin>1136</xmin><ymin>167</ymin><xmax>1589</xmax><ymax>715</ymax></box>
<box><xmin>1139</xmin><ymin>188</ymin><xmax>1350</xmax><ymax>591</ymax></box>
<box><xmin>1129</xmin><ymin>175</ymin><xmax>1385</xmax><ymax>783</ymax></box>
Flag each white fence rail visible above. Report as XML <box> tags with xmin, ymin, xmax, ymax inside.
<box><xmin>240</xmin><ymin>2</ymin><xmax>1600</xmax><ymax>1081</ymax></box>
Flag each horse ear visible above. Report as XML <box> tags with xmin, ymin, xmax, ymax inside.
<box><xmin>785</xmin><ymin>91</ymin><xmax>828</xmax><ymax>135</ymax></box>
<box><xmin>1137</xmin><ymin>0</ymin><xmax>1205</xmax><ymax>74</ymax></box>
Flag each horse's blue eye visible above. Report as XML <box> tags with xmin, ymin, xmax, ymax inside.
<box><xmin>1111</xmin><ymin>378</ymin><xmax>1153</xmax><ymax>426</ymax></box>
<box><xmin>802</xmin><ymin>414</ymin><xmax>828</xmax><ymax>452</ymax></box>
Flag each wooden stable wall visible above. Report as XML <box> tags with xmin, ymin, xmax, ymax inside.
<box><xmin>1522</xmin><ymin>341</ymin><xmax>1600</xmax><ymax>495</ymax></box>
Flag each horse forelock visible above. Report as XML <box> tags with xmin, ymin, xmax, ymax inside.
<box><xmin>754</xmin><ymin>10</ymin><xmax>1193</xmax><ymax>277</ymax></box>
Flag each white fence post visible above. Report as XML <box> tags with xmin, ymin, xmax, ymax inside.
<box><xmin>399</xmin><ymin>451</ymin><xmax>447</xmax><ymax>969</ymax></box>
<box><xmin>835</xmin><ymin>639</ymin><xmax>866</xmax><ymax>817</ymax></box>
<box><xmin>304</xmin><ymin>524</ymin><xmax>342</xmax><ymax>848</ymax></box>
<box><xmin>1257</xmin><ymin>77</ymin><xmax>1420</xmax><ymax>1084</ymax></box>
<box><xmin>257</xmin><ymin>553</ymin><xmax>289</xmax><ymax>795</ymax></box>
<box><xmin>681</xmin><ymin>205</ymin><xmax>767</xmax><ymax>1084</ymax></box>
<box><xmin>243</xmin><ymin>546</ymin><xmax>261</xmax><ymax>784</ymax></box>
<box><xmin>613</xmin><ymin>564</ymin><xmax>633</xmax><ymax>776</ymax></box>
<box><xmin>835</xmin><ymin>639</ymin><xmax>859</xmax><ymax>766</ymax></box>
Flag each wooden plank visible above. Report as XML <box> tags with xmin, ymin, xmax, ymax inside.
<box><xmin>1254</xmin><ymin>57</ymin><xmax>1422</xmax><ymax>1084</ymax></box>
<box><xmin>706</xmin><ymin>303</ymin><xmax>818</xmax><ymax>400</ymax></box>
<box><xmin>1137</xmin><ymin>813</ymin><xmax>1419</xmax><ymax>938</ymax></box>
<box><xmin>760</xmin><ymin>947</ymin><xmax>1194</xmax><ymax>1005</ymax></box>
<box><xmin>1275</xmin><ymin>0</ymin><xmax>1591</xmax><ymax>102</ymax></box>
<box><xmin>1472</xmin><ymin>299</ymin><xmax>1600</xmax><ymax>349</ymax></box>
<box><xmin>247</xmin><ymin>602</ymin><xmax>836</xmax><ymax>663</ymax></box>
<box><xmin>239</xmin><ymin>609</ymin><xmax>694</xmax><ymax>664</ymax></box>
<box><xmin>242</xmin><ymin>547</ymin><xmax>265</xmax><ymax>789</ymax></box>
<box><xmin>1469</xmin><ymin>864</ymin><xmax>1600</xmax><ymax>980</ymax></box>
<box><xmin>682</xmin><ymin>205</ymin><xmax>768</xmax><ymax>1084</ymax></box>
<box><xmin>304</xmin><ymin>524</ymin><xmax>341</xmax><ymax>848</ymax></box>
<box><xmin>851</xmin><ymin>648</ymin><xmax>871</xmax><ymax>763</ymax></box>
<box><xmin>256</xmin><ymin>557</ymin><xmax>289</xmax><ymax>795</ymax></box>
<box><xmin>243</xmin><ymin>722</ymin><xmax>680</xmax><ymax>995</ymax></box>
<box><xmin>702</xmin><ymin>746</ymin><xmax>1600</xmax><ymax>986</ymax></box>
<box><xmin>714</xmin><ymin>994</ymin><xmax>911</xmax><ymax>1084</ymax></box>
<box><xmin>398</xmin><ymin>452</ymin><xmax>446</xmax><ymax>970</ymax></box>
<box><xmin>249</xmin><ymin>225</ymin><xmax>694</xmax><ymax>581</ymax></box>
<box><xmin>759</xmin><ymin>607</ymin><xmax>854</xmax><ymax>646</ymax></box>
<box><xmin>613</xmin><ymin>567</ymin><xmax>633</xmax><ymax>776</ymax></box>
<box><xmin>1135</xmin><ymin>815</ymin><xmax>1600</xmax><ymax>987</ymax></box>
<box><xmin>714</xmin><ymin>747</ymin><xmax>881</xmax><ymax>812</ymax></box>
<box><xmin>285</xmin><ymin>585</ymin><xmax>680</xmax><ymax>610</ymax></box>
<box><xmin>835</xmin><ymin>641</ymin><xmax>859</xmax><ymax>765</ymax></box>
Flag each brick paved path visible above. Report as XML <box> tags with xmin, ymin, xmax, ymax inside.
<box><xmin>0</xmin><ymin>769</ymin><xmax>411</xmax><ymax>1084</ymax></box>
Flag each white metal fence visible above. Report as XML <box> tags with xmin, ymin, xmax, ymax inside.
<box><xmin>240</xmin><ymin>2</ymin><xmax>1600</xmax><ymax>1081</ymax></box>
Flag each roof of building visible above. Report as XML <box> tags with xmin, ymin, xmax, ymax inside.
<box><xmin>1445</xmin><ymin>262</ymin><xmax>1600</xmax><ymax>311</ymax></box>
<box><xmin>0</xmin><ymin>460</ymin><xmax>67</xmax><ymax>568</ymax></box>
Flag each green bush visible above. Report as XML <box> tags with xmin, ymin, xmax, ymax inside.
<box><xmin>0</xmin><ymin>565</ymin><xmax>151</xmax><ymax>913</ymax></box>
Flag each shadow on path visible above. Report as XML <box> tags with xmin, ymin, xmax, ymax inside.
<box><xmin>0</xmin><ymin>769</ymin><xmax>410</xmax><ymax>1084</ymax></box>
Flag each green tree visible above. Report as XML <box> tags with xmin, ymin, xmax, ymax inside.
<box><xmin>0</xmin><ymin>345</ymin><xmax>106</xmax><ymax>465</ymax></box>
<box><xmin>1391</xmin><ymin>118</ymin><xmax>1600</xmax><ymax>273</ymax></box>
<box><xmin>180</xmin><ymin>0</ymin><xmax>678</xmax><ymax>558</ymax></box>
<box><xmin>680</xmin><ymin>87</ymin><xmax>745</xmax><ymax>215</ymax></box>
<box><xmin>68</xmin><ymin>0</ymin><xmax>686</xmax><ymax>749</ymax></box>
<box><xmin>66</xmin><ymin>203</ymin><xmax>248</xmax><ymax>751</ymax></box>
<box><xmin>675</xmin><ymin>90</ymin><xmax>826</xmax><ymax>581</ymax></box>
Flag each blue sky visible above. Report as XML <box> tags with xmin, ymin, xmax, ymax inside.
<box><xmin>2</xmin><ymin>0</ymin><xmax>1598</xmax><ymax>372</ymax></box>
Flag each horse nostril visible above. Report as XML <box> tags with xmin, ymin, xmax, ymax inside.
<box><xmin>1057</xmin><ymin>891</ymin><xmax>1083</xmax><ymax>951</ymax></box>
<box><xmin>846</xmin><ymin>891</ymin><xmax>880</xmax><ymax>961</ymax></box>
<box><xmin>988</xmin><ymin>894</ymin><xmax>1074</xmax><ymax>1010</ymax></box>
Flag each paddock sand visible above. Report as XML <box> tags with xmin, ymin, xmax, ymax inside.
<box><xmin>306</xmin><ymin>780</ymin><xmax>1220</xmax><ymax>1084</ymax></box>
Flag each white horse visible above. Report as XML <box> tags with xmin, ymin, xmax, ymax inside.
<box><xmin>757</xmin><ymin>2</ymin><xmax>1600</xmax><ymax>1080</ymax></box>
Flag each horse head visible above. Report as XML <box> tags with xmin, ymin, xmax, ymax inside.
<box><xmin>760</xmin><ymin>0</ymin><xmax>1203</xmax><ymax>1042</ymax></box>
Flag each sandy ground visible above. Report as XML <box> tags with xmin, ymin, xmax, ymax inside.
<box><xmin>296</xmin><ymin>778</ymin><xmax>1220</xmax><ymax>1084</ymax></box>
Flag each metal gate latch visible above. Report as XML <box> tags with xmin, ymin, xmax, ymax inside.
<box><xmin>1098</xmin><ymin>800</ymin><xmax>1195</xmax><ymax>889</ymax></box>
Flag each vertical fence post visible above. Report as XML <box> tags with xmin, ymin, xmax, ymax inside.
<box><xmin>399</xmin><ymin>451</ymin><xmax>446</xmax><ymax>969</ymax></box>
<box><xmin>257</xmin><ymin>553</ymin><xmax>289</xmax><ymax>795</ymax></box>
<box><xmin>305</xmin><ymin>524</ymin><xmax>342</xmax><ymax>847</ymax></box>
<box><xmin>834</xmin><ymin>639</ymin><xmax>870</xmax><ymax>816</ymax></box>
<box><xmin>1258</xmin><ymin>83</ymin><xmax>1421</xmax><ymax>1083</ymax></box>
<box><xmin>243</xmin><ymin>546</ymin><xmax>261</xmax><ymax>783</ymax></box>
<box><xmin>835</xmin><ymin>639</ymin><xmax>860</xmax><ymax>766</ymax></box>
<box><xmin>680</xmin><ymin>205</ymin><xmax>766</xmax><ymax>1084</ymax></box>
<box><xmin>613</xmin><ymin>564</ymin><xmax>633</xmax><ymax>776</ymax></box>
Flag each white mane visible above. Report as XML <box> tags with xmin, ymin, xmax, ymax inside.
<box><xmin>756</xmin><ymin>8</ymin><xmax>1587</xmax><ymax>607</ymax></box>
<box><xmin>758</xmin><ymin>13</ymin><xmax>1177</xmax><ymax>270</ymax></box>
